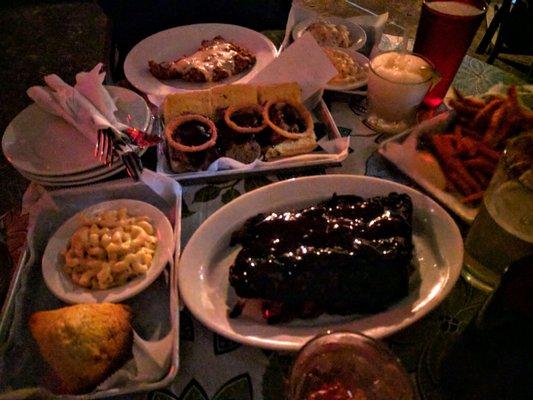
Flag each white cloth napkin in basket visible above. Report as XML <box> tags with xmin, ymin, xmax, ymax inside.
<box><xmin>26</xmin><ymin>63</ymin><xmax>127</xmax><ymax>143</ymax></box>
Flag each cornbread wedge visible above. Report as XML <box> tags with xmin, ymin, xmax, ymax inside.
<box><xmin>210</xmin><ymin>84</ymin><xmax>258</xmax><ymax>112</ymax></box>
<box><xmin>163</xmin><ymin>90</ymin><xmax>212</xmax><ymax>122</ymax></box>
<box><xmin>257</xmin><ymin>82</ymin><xmax>302</xmax><ymax>104</ymax></box>
<box><xmin>29</xmin><ymin>303</ymin><xmax>133</xmax><ymax>394</ymax></box>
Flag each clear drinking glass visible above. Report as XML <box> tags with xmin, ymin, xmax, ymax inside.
<box><xmin>463</xmin><ymin>132</ymin><xmax>533</xmax><ymax>292</ymax></box>
<box><xmin>365</xmin><ymin>51</ymin><xmax>438</xmax><ymax>134</ymax></box>
<box><xmin>288</xmin><ymin>331</ymin><xmax>414</xmax><ymax>400</ymax></box>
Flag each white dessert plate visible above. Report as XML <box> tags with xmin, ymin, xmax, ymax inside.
<box><xmin>292</xmin><ymin>17</ymin><xmax>367</xmax><ymax>51</ymax></box>
<box><xmin>42</xmin><ymin>199</ymin><xmax>174</xmax><ymax>303</ymax></box>
<box><xmin>124</xmin><ymin>23</ymin><xmax>278</xmax><ymax>97</ymax></box>
<box><xmin>179</xmin><ymin>175</ymin><xmax>463</xmax><ymax>351</ymax></box>
<box><xmin>2</xmin><ymin>86</ymin><xmax>150</xmax><ymax>177</ymax></box>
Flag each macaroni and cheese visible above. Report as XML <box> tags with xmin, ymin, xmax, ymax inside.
<box><xmin>62</xmin><ymin>208</ymin><xmax>158</xmax><ymax>290</ymax></box>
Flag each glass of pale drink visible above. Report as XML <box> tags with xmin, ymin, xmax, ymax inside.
<box><xmin>463</xmin><ymin>132</ymin><xmax>533</xmax><ymax>292</ymax></box>
<box><xmin>365</xmin><ymin>51</ymin><xmax>437</xmax><ymax>134</ymax></box>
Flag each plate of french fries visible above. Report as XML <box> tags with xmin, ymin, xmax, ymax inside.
<box><xmin>379</xmin><ymin>84</ymin><xmax>533</xmax><ymax>223</ymax></box>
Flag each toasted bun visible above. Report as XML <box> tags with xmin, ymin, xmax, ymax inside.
<box><xmin>210</xmin><ymin>84</ymin><xmax>258</xmax><ymax>112</ymax></box>
<box><xmin>257</xmin><ymin>83</ymin><xmax>302</xmax><ymax>104</ymax></box>
<box><xmin>265</xmin><ymin>134</ymin><xmax>318</xmax><ymax>160</ymax></box>
<box><xmin>29</xmin><ymin>303</ymin><xmax>133</xmax><ymax>394</ymax></box>
<box><xmin>163</xmin><ymin>90</ymin><xmax>212</xmax><ymax>122</ymax></box>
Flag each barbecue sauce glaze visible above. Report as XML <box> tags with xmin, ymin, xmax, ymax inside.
<box><xmin>229</xmin><ymin>193</ymin><xmax>414</xmax><ymax>323</ymax></box>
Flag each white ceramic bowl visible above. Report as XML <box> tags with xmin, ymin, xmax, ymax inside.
<box><xmin>292</xmin><ymin>17</ymin><xmax>367</xmax><ymax>51</ymax></box>
<box><xmin>42</xmin><ymin>199</ymin><xmax>174</xmax><ymax>303</ymax></box>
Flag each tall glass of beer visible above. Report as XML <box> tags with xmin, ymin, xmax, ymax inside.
<box><xmin>413</xmin><ymin>0</ymin><xmax>487</xmax><ymax>107</ymax></box>
<box><xmin>463</xmin><ymin>132</ymin><xmax>533</xmax><ymax>292</ymax></box>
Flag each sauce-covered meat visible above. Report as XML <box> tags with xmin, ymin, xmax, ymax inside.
<box><xmin>229</xmin><ymin>193</ymin><xmax>414</xmax><ymax>323</ymax></box>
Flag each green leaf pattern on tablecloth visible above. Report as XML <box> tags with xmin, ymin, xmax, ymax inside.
<box><xmin>452</xmin><ymin>55</ymin><xmax>523</xmax><ymax>97</ymax></box>
<box><xmin>244</xmin><ymin>176</ymin><xmax>274</xmax><ymax>192</ymax></box>
<box><xmin>212</xmin><ymin>374</ymin><xmax>253</xmax><ymax>400</ymax></box>
<box><xmin>214</xmin><ymin>333</ymin><xmax>241</xmax><ymax>355</ymax></box>
<box><xmin>149</xmin><ymin>389</ymin><xmax>180</xmax><ymax>400</ymax></box>
<box><xmin>338</xmin><ymin>126</ymin><xmax>352</xmax><ymax>137</ymax></box>
<box><xmin>221</xmin><ymin>188</ymin><xmax>241</xmax><ymax>204</ymax></box>
<box><xmin>182</xmin><ymin>198</ymin><xmax>196</xmax><ymax>218</ymax></box>
<box><xmin>181</xmin><ymin>380</ymin><xmax>209</xmax><ymax>400</ymax></box>
<box><xmin>170</xmin><ymin>375</ymin><xmax>253</xmax><ymax>400</ymax></box>
<box><xmin>194</xmin><ymin>186</ymin><xmax>223</xmax><ymax>203</ymax></box>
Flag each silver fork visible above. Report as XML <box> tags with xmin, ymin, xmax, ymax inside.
<box><xmin>94</xmin><ymin>128</ymin><xmax>143</xmax><ymax>180</ymax></box>
<box><xmin>94</xmin><ymin>129</ymin><xmax>115</xmax><ymax>166</ymax></box>
<box><xmin>120</xmin><ymin>143</ymin><xmax>143</xmax><ymax>181</ymax></box>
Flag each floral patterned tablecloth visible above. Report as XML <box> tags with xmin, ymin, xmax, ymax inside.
<box><xmin>0</xmin><ymin>55</ymin><xmax>524</xmax><ymax>400</ymax></box>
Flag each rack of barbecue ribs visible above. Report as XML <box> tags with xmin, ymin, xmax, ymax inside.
<box><xmin>228</xmin><ymin>193</ymin><xmax>414</xmax><ymax>323</ymax></box>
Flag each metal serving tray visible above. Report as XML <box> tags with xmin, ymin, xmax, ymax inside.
<box><xmin>156</xmin><ymin>99</ymin><xmax>348</xmax><ymax>184</ymax></box>
<box><xmin>0</xmin><ymin>171</ymin><xmax>181</xmax><ymax>399</ymax></box>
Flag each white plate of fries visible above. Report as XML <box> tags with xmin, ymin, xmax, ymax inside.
<box><xmin>379</xmin><ymin>84</ymin><xmax>533</xmax><ymax>223</ymax></box>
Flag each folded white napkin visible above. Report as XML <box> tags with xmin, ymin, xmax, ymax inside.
<box><xmin>249</xmin><ymin>33</ymin><xmax>337</xmax><ymax>100</ymax></box>
<box><xmin>26</xmin><ymin>63</ymin><xmax>126</xmax><ymax>143</ymax></box>
<box><xmin>96</xmin><ymin>330</ymin><xmax>174</xmax><ymax>390</ymax></box>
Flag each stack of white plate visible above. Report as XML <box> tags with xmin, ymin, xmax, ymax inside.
<box><xmin>2</xmin><ymin>86</ymin><xmax>150</xmax><ymax>187</ymax></box>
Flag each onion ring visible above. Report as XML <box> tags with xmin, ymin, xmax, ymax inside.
<box><xmin>263</xmin><ymin>99</ymin><xmax>314</xmax><ymax>140</ymax></box>
<box><xmin>165</xmin><ymin>114</ymin><xmax>217</xmax><ymax>153</ymax></box>
<box><xmin>224</xmin><ymin>103</ymin><xmax>266</xmax><ymax>134</ymax></box>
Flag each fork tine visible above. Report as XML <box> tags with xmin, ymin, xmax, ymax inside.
<box><xmin>94</xmin><ymin>129</ymin><xmax>102</xmax><ymax>158</ymax></box>
<box><xmin>105</xmin><ymin>130</ymin><xmax>115</xmax><ymax>166</ymax></box>
<box><xmin>100</xmin><ymin>131</ymin><xmax>108</xmax><ymax>162</ymax></box>
<box><xmin>127</xmin><ymin>154</ymin><xmax>142</xmax><ymax>180</ymax></box>
<box><xmin>131</xmin><ymin>153</ymin><xmax>143</xmax><ymax>173</ymax></box>
<box><xmin>122</xmin><ymin>154</ymin><xmax>140</xmax><ymax>181</ymax></box>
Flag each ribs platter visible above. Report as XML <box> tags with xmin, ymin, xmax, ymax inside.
<box><xmin>228</xmin><ymin>192</ymin><xmax>414</xmax><ymax>323</ymax></box>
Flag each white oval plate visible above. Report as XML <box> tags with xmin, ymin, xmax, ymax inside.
<box><xmin>42</xmin><ymin>199</ymin><xmax>174</xmax><ymax>303</ymax></box>
<box><xmin>324</xmin><ymin>48</ymin><xmax>369</xmax><ymax>92</ymax></box>
<box><xmin>292</xmin><ymin>17</ymin><xmax>367</xmax><ymax>51</ymax></box>
<box><xmin>179</xmin><ymin>175</ymin><xmax>463</xmax><ymax>351</ymax></box>
<box><xmin>124</xmin><ymin>23</ymin><xmax>278</xmax><ymax>97</ymax></box>
<box><xmin>3</xmin><ymin>86</ymin><xmax>150</xmax><ymax>177</ymax></box>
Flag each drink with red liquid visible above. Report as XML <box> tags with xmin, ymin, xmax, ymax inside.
<box><xmin>413</xmin><ymin>0</ymin><xmax>487</xmax><ymax>107</ymax></box>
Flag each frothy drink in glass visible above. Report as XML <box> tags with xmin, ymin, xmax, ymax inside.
<box><xmin>463</xmin><ymin>134</ymin><xmax>533</xmax><ymax>291</ymax></box>
<box><xmin>366</xmin><ymin>51</ymin><xmax>435</xmax><ymax>133</ymax></box>
<box><xmin>413</xmin><ymin>0</ymin><xmax>487</xmax><ymax>107</ymax></box>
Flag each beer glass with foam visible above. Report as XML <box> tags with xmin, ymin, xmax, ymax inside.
<box><xmin>365</xmin><ymin>51</ymin><xmax>437</xmax><ymax>134</ymax></box>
